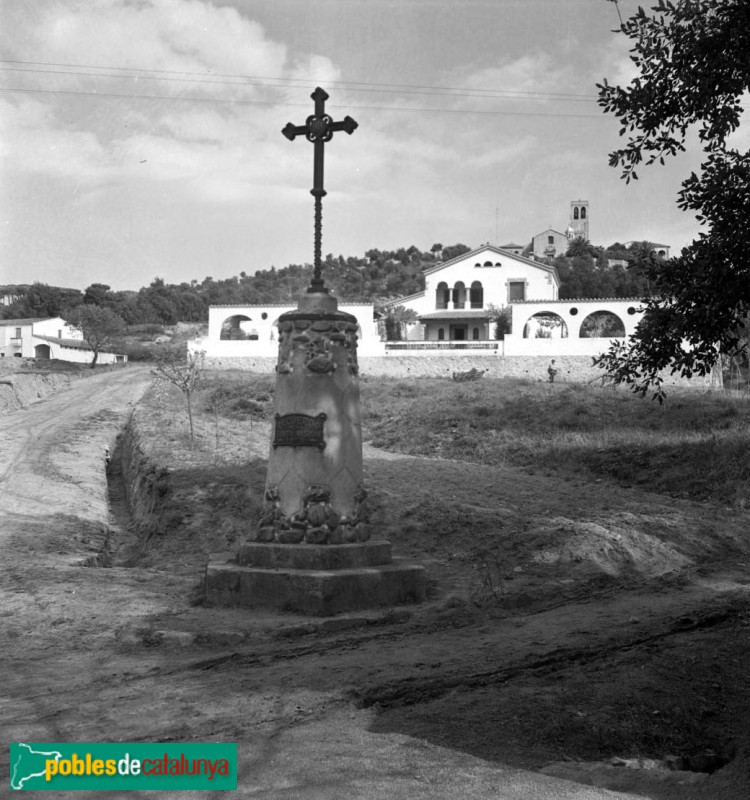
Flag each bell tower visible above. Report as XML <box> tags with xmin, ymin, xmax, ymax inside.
<box><xmin>569</xmin><ymin>200</ymin><xmax>589</xmax><ymax>240</ymax></box>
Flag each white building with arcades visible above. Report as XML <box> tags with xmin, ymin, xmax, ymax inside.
<box><xmin>192</xmin><ymin>244</ymin><xmax>647</xmax><ymax>363</ymax></box>
<box><xmin>380</xmin><ymin>244</ymin><xmax>644</xmax><ymax>358</ymax></box>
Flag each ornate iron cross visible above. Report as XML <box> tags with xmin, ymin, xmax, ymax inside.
<box><xmin>282</xmin><ymin>87</ymin><xmax>358</xmax><ymax>293</ymax></box>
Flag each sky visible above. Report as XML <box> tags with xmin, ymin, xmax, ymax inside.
<box><xmin>0</xmin><ymin>0</ymin><xmax>709</xmax><ymax>292</ymax></box>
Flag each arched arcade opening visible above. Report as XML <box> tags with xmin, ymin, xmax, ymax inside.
<box><xmin>523</xmin><ymin>312</ymin><xmax>569</xmax><ymax>339</ymax></box>
<box><xmin>220</xmin><ymin>315</ymin><xmax>258</xmax><ymax>341</ymax></box>
<box><xmin>579</xmin><ymin>311</ymin><xmax>625</xmax><ymax>338</ymax></box>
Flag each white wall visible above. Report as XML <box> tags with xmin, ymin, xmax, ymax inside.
<box><xmin>194</xmin><ymin>302</ymin><xmax>382</xmax><ymax>359</ymax></box>
<box><xmin>33</xmin><ymin>318</ymin><xmax>83</xmax><ymax>341</ymax></box>
<box><xmin>505</xmin><ymin>299</ymin><xmax>643</xmax><ymax>357</ymax></box>
<box><xmin>0</xmin><ymin>322</ymin><xmax>27</xmax><ymax>357</ymax></box>
<box><xmin>35</xmin><ymin>340</ymin><xmax>125</xmax><ymax>364</ymax></box>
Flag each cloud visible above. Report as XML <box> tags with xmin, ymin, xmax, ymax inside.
<box><xmin>0</xmin><ymin>1</ymin><xmax>348</xmax><ymax>205</ymax></box>
<box><xmin>286</xmin><ymin>54</ymin><xmax>342</xmax><ymax>92</ymax></box>
<box><xmin>0</xmin><ymin>97</ymin><xmax>109</xmax><ymax>180</ymax></box>
<box><xmin>4</xmin><ymin>0</ymin><xmax>288</xmax><ymax>92</ymax></box>
<box><xmin>463</xmin><ymin>53</ymin><xmax>573</xmax><ymax>98</ymax></box>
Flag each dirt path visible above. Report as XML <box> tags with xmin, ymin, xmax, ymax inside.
<box><xmin>2</xmin><ymin>372</ymin><xmax>750</xmax><ymax>798</ymax></box>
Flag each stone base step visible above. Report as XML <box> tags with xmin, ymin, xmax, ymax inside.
<box><xmin>204</xmin><ymin>553</ymin><xmax>427</xmax><ymax>616</ymax></box>
<box><xmin>237</xmin><ymin>540</ymin><xmax>393</xmax><ymax>570</ymax></box>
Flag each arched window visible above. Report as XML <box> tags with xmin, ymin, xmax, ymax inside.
<box><xmin>436</xmin><ymin>282</ymin><xmax>449</xmax><ymax>309</ymax></box>
<box><xmin>573</xmin><ymin>207</ymin><xmax>580</xmax><ymax>220</ymax></box>
<box><xmin>470</xmin><ymin>281</ymin><xmax>484</xmax><ymax>309</ymax></box>
<box><xmin>437</xmin><ymin>328</ymin><xmax>445</xmax><ymax>340</ymax></box>
<box><xmin>220</xmin><ymin>315</ymin><xmax>253</xmax><ymax>340</ymax></box>
<box><xmin>453</xmin><ymin>281</ymin><xmax>466</xmax><ymax>309</ymax></box>
<box><xmin>522</xmin><ymin>312</ymin><xmax>569</xmax><ymax>339</ymax></box>
<box><xmin>579</xmin><ymin>311</ymin><xmax>625</xmax><ymax>338</ymax></box>
<box><xmin>472</xmin><ymin>327</ymin><xmax>480</xmax><ymax>340</ymax></box>
<box><xmin>581</xmin><ymin>206</ymin><xmax>587</xmax><ymax>219</ymax></box>
<box><xmin>547</xmin><ymin>235</ymin><xmax>554</xmax><ymax>245</ymax></box>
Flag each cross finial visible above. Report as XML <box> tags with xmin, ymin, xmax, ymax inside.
<box><xmin>282</xmin><ymin>88</ymin><xmax>358</xmax><ymax>293</ymax></box>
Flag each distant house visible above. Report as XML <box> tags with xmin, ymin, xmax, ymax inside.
<box><xmin>622</xmin><ymin>241</ymin><xmax>672</xmax><ymax>259</ymax></box>
<box><xmin>0</xmin><ymin>317</ymin><xmax>126</xmax><ymax>364</ymax></box>
<box><xmin>1</xmin><ymin>288</ymin><xmax>24</xmax><ymax>307</ymax></box>
<box><xmin>498</xmin><ymin>242</ymin><xmax>526</xmax><ymax>256</ymax></box>
<box><xmin>528</xmin><ymin>200</ymin><xmax>591</xmax><ymax>258</ymax></box>
<box><xmin>531</xmin><ymin>228</ymin><xmax>570</xmax><ymax>259</ymax></box>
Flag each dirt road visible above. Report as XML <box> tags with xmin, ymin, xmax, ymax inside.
<box><xmin>2</xmin><ymin>368</ymin><xmax>750</xmax><ymax>798</ymax></box>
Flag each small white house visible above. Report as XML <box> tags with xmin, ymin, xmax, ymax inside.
<box><xmin>0</xmin><ymin>317</ymin><xmax>126</xmax><ymax>364</ymax></box>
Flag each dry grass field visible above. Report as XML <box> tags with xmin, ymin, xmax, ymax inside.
<box><xmin>118</xmin><ymin>370</ymin><xmax>750</xmax><ymax>795</ymax></box>
<box><xmin>3</xmin><ymin>362</ymin><xmax>750</xmax><ymax>797</ymax></box>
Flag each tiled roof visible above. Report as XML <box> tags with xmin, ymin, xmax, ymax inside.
<box><xmin>511</xmin><ymin>297</ymin><xmax>645</xmax><ymax>304</ymax></box>
<box><xmin>623</xmin><ymin>241</ymin><xmax>670</xmax><ymax>248</ymax></box>
<box><xmin>32</xmin><ymin>334</ymin><xmax>124</xmax><ymax>354</ymax></box>
<box><xmin>210</xmin><ymin>301</ymin><xmax>373</xmax><ymax>308</ymax></box>
<box><xmin>533</xmin><ymin>228</ymin><xmax>569</xmax><ymax>237</ymax></box>
<box><xmin>417</xmin><ymin>309</ymin><xmax>493</xmax><ymax>320</ymax></box>
<box><xmin>33</xmin><ymin>335</ymin><xmax>91</xmax><ymax>349</ymax></box>
<box><xmin>381</xmin><ymin>291</ymin><xmax>426</xmax><ymax>308</ymax></box>
<box><xmin>0</xmin><ymin>317</ymin><xmax>49</xmax><ymax>326</ymax></box>
<box><xmin>422</xmin><ymin>245</ymin><xmax>558</xmax><ymax>278</ymax></box>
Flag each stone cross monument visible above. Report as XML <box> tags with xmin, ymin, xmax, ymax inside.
<box><xmin>258</xmin><ymin>86</ymin><xmax>364</xmax><ymax>544</ymax></box>
<box><xmin>205</xmin><ymin>87</ymin><xmax>426</xmax><ymax>615</ymax></box>
<box><xmin>282</xmin><ymin>86</ymin><xmax>358</xmax><ymax>294</ymax></box>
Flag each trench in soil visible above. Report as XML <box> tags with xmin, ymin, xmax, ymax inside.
<box><xmin>79</xmin><ymin>436</ymin><xmax>139</xmax><ymax>568</ymax></box>
<box><xmin>91</xmin><ymin>420</ymin><xmax>742</xmax><ymax>781</ymax></box>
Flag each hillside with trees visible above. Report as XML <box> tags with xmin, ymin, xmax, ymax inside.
<box><xmin>1</xmin><ymin>239</ymin><xmax>657</xmax><ymax>327</ymax></box>
<box><xmin>556</xmin><ymin>237</ymin><xmax>653</xmax><ymax>299</ymax></box>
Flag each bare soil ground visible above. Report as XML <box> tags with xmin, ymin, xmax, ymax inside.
<box><xmin>2</xmin><ymin>366</ymin><xmax>750</xmax><ymax>798</ymax></box>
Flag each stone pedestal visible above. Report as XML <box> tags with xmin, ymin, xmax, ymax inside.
<box><xmin>203</xmin><ymin>289</ymin><xmax>427</xmax><ymax>616</ymax></box>
<box><xmin>257</xmin><ymin>291</ymin><xmax>367</xmax><ymax>544</ymax></box>
<box><xmin>204</xmin><ymin>540</ymin><xmax>427</xmax><ymax>616</ymax></box>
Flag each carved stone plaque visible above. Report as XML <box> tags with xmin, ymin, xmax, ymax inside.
<box><xmin>273</xmin><ymin>413</ymin><xmax>327</xmax><ymax>450</ymax></box>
